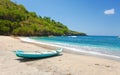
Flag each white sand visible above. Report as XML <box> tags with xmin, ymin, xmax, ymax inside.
<box><xmin>0</xmin><ymin>36</ymin><xmax>120</xmax><ymax>75</ymax></box>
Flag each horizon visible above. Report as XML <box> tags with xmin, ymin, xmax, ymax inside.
<box><xmin>11</xmin><ymin>0</ymin><xmax>120</xmax><ymax>36</ymax></box>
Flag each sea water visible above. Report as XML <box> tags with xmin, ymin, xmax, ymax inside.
<box><xmin>28</xmin><ymin>36</ymin><xmax>120</xmax><ymax>59</ymax></box>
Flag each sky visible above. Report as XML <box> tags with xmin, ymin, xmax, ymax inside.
<box><xmin>11</xmin><ymin>0</ymin><xmax>120</xmax><ymax>36</ymax></box>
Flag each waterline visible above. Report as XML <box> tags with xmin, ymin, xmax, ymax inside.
<box><xmin>20</xmin><ymin>37</ymin><xmax>120</xmax><ymax>59</ymax></box>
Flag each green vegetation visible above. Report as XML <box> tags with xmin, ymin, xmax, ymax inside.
<box><xmin>0</xmin><ymin>0</ymin><xmax>86</xmax><ymax>36</ymax></box>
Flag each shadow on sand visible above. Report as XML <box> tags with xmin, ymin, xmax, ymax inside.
<box><xmin>15</xmin><ymin>54</ymin><xmax>63</xmax><ymax>62</ymax></box>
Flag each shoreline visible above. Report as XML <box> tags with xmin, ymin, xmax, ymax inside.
<box><xmin>19</xmin><ymin>37</ymin><xmax>120</xmax><ymax>61</ymax></box>
<box><xmin>1</xmin><ymin>35</ymin><xmax>120</xmax><ymax>75</ymax></box>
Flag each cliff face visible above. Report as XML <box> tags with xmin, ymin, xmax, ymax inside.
<box><xmin>0</xmin><ymin>0</ymin><xmax>86</xmax><ymax>36</ymax></box>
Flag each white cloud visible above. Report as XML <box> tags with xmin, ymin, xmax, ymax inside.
<box><xmin>104</xmin><ymin>8</ymin><xmax>115</xmax><ymax>15</ymax></box>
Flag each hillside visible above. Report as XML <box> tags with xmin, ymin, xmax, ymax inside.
<box><xmin>0</xmin><ymin>0</ymin><xmax>86</xmax><ymax>36</ymax></box>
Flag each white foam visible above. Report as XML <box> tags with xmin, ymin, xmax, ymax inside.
<box><xmin>68</xmin><ymin>36</ymin><xmax>77</xmax><ymax>38</ymax></box>
<box><xmin>19</xmin><ymin>37</ymin><xmax>120</xmax><ymax>59</ymax></box>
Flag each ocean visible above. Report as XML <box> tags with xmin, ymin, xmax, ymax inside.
<box><xmin>25</xmin><ymin>36</ymin><xmax>120</xmax><ymax>59</ymax></box>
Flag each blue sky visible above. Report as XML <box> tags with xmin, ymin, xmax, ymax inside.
<box><xmin>11</xmin><ymin>0</ymin><xmax>120</xmax><ymax>36</ymax></box>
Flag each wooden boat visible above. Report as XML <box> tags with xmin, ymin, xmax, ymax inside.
<box><xmin>15</xmin><ymin>48</ymin><xmax>63</xmax><ymax>58</ymax></box>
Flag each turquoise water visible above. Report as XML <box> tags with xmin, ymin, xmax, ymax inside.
<box><xmin>30</xmin><ymin>36</ymin><xmax>120</xmax><ymax>58</ymax></box>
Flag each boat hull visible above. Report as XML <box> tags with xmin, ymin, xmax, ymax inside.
<box><xmin>15</xmin><ymin>48</ymin><xmax>63</xmax><ymax>58</ymax></box>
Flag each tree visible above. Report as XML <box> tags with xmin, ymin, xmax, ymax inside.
<box><xmin>0</xmin><ymin>0</ymin><xmax>86</xmax><ymax>36</ymax></box>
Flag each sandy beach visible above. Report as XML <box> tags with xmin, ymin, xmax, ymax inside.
<box><xmin>0</xmin><ymin>36</ymin><xmax>120</xmax><ymax>75</ymax></box>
